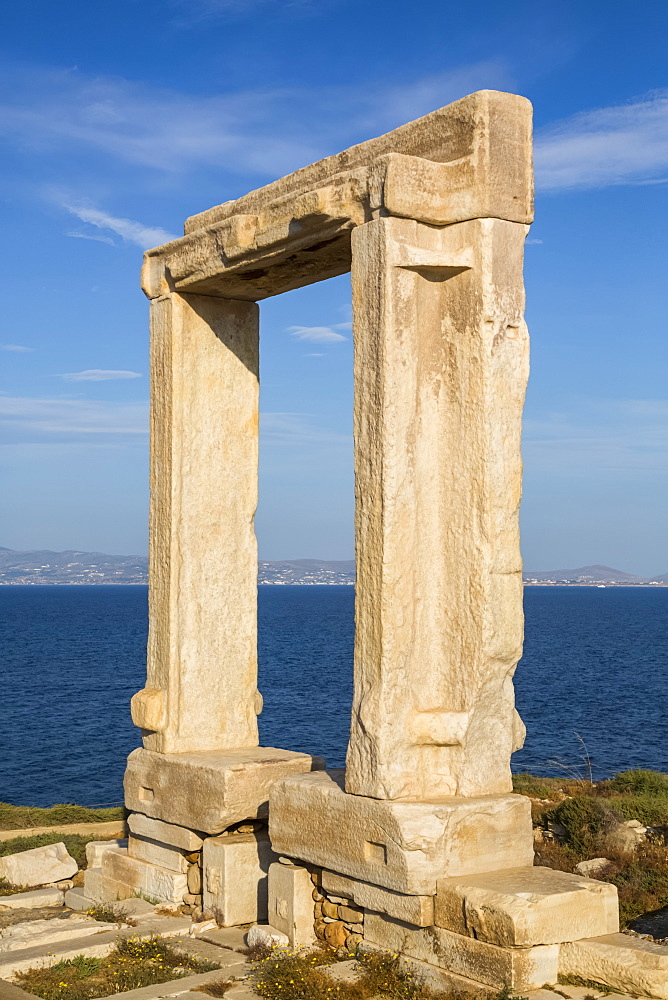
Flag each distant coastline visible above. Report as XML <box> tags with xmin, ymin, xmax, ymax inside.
<box><xmin>0</xmin><ymin>549</ymin><xmax>666</xmax><ymax>587</ymax></box>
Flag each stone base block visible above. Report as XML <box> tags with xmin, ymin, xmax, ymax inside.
<box><xmin>435</xmin><ymin>866</ymin><xmax>619</xmax><ymax>946</ymax></box>
<box><xmin>128</xmin><ymin>812</ymin><xmax>204</xmax><ymax>851</ymax></box>
<box><xmin>364</xmin><ymin>911</ymin><xmax>559</xmax><ymax>990</ymax></box>
<box><xmin>202</xmin><ymin>832</ymin><xmax>276</xmax><ymax>926</ymax></box>
<box><xmin>269</xmin><ymin>769</ymin><xmax>533</xmax><ymax>894</ymax></box>
<box><xmin>268</xmin><ymin>861</ymin><xmax>316</xmax><ymax>948</ymax></box>
<box><xmin>560</xmin><ymin>934</ymin><xmax>668</xmax><ymax>1000</ymax></box>
<box><xmin>128</xmin><ymin>835</ymin><xmax>189</xmax><ymax>873</ymax></box>
<box><xmin>0</xmin><ymin>887</ymin><xmax>64</xmax><ymax>910</ymax></box>
<box><xmin>0</xmin><ymin>842</ymin><xmax>78</xmax><ymax>888</ymax></box>
<box><xmin>101</xmin><ymin>848</ymin><xmax>188</xmax><ymax>903</ymax></box>
<box><xmin>85</xmin><ymin>840</ymin><xmax>127</xmax><ymax>868</ymax></box>
<box><xmin>65</xmin><ymin>887</ymin><xmax>93</xmax><ymax>910</ymax></box>
<box><xmin>321</xmin><ymin>870</ymin><xmax>434</xmax><ymax>926</ymax></box>
<box><xmin>124</xmin><ymin>746</ymin><xmax>325</xmax><ymax>834</ymax></box>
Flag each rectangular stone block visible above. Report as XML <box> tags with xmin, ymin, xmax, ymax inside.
<box><xmin>64</xmin><ymin>887</ymin><xmax>94</xmax><ymax>911</ymax></box>
<box><xmin>128</xmin><ymin>835</ymin><xmax>189</xmax><ymax>874</ymax></box>
<box><xmin>85</xmin><ymin>839</ymin><xmax>127</xmax><ymax>868</ymax></box>
<box><xmin>0</xmin><ymin>887</ymin><xmax>64</xmax><ymax>909</ymax></box>
<box><xmin>435</xmin><ymin>866</ymin><xmax>619</xmax><ymax>946</ymax></box>
<box><xmin>127</xmin><ymin>812</ymin><xmax>204</xmax><ymax>851</ymax></box>
<box><xmin>124</xmin><ymin>746</ymin><xmax>325</xmax><ymax>834</ymax></box>
<box><xmin>321</xmin><ymin>870</ymin><xmax>434</xmax><ymax>927</ymax></box>
<box><xmin>268</xmin><ymin>861</ymin><xmax>316</xmax><ymax>948</ymax></box>
<box><xmin>560</xmin><ymin>934</ymin><xmax>668</xmax><ymax>1000</ymax></box>
<box><xmin>269</xmin><ymin>770</ymin><xmax>533</xmax><ymax>894</ymax></box>
<box><xmin>101</xmin><ymin>848</ymin><xmax>187</xmax><ymax>903</ymax></box>
<box><xmin>202</xmin><ymin>832</ymin><xmax>276</xmax><ymax>926</ymax></box>
<box><xmin>0</xmin><ymin>842</ymin><xmax>78</xmax><ymax>887</ymax></box>
<box><xmin>83</xmin><ymin>867</ymin><xmax>114</xmax><ymax>902</ymax></box>
<box><xmin>364</xmin><ymin>912</ymin><xmax>559</xmax><ymax>991</ymax></box>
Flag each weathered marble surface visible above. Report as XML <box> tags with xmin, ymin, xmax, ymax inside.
<box><xmin>347</xmin><ymin>216</ymin><xmax>529</xmax><ymax>800</ymax></box>
<box><xmin>141</xmin><ymin>91</ymin><xmax>532</xmax><ymax>302</ymax></box>
<box><xmin>270</xmin><ymin>770</ymin><xmax>533</xmax><ymax>894</ymax></box>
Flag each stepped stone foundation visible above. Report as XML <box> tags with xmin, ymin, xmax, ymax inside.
<box><xmin>82</xmin><ymin>89</ymin><xmax>665</xmax><ymax>997</ymax></box>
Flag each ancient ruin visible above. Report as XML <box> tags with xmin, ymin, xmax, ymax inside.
<box><xmin>81</xmin><ymin>89</ymin><xmax>655</xmax><ymax>996</ymax></box>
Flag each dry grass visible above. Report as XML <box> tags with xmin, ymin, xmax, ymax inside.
<box><xmin>0</xmin><ymin>876</ymin><xmax>28</xmax><ymax>896</ymax></box>
<box><xmin>0</xmin><ymin>802</ymin><xmax>124</xmax><ymax>831</ymax></box>
<box><xmin>251</xmin><ymin>947</ymin><xmax>497</xmax><ymax>1000</ymax></box>
<box><xmin>84</xmin><ymin>902</ymin><xmax>135</xmax><ymax>926</ymax></box>
<box><xmin>15</xmin><ymin>934</ymin><xmax>219</xmax><ymax>1000</ymax></box>
<box><xmin>192</xmin><ymin>980</ymin><xmax>235</xmax><ymax>996</ymax></box>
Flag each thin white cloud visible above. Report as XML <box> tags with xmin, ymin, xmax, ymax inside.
<box><xmin>57</xmin><ymin>370</ymin><xmax>143</xmax><ymax>381</ymax></box>
<box><xmin>535</xmin><ymin>90</ymin><xmax>668</xmax><ymax>191</ymax></box>
<box><xmin>0</xmin><ymin>394</ymin><xmax>148</xmax><ymax>442</ymax></box>
<box><xmin>261</xmin><ymin>412</ymin><xmax>350</xmax><ymax>446</ymax></box>
<box><xmin>288</xmin><ymin>325</ymin><xmax>347</xmax><ymax>343</ymax></box>
<box><xmin>62</xmin><ymin>203</ymin><xmax>177</xmax><ymax>249</ymax></box>
<box><xmin>526</xmin><ymin>237</ymin><xmax>543</xmax><ymax>245</ymax></box>
<box><xmin>524</xmin><ymin>397</ymin><xmax>668</xmax><ymax>477</ymax></box>
<box><xmin>305</xmin><ymin>353</ymin><xmax>325</xmax><ymax>357</ymax></box>
<box><xmin>171</xmin><ymin>0</ymin><xmax>316</xmax><ymax>20</ymax></box>
<box><xmin>1</xmin><ymin>344</ymin><xmax>35</xmax><ymax>353</ymax></box>
<box><xmin>0</xmin><ymin>60</ymin><xmax>511</xmax><ymax>179</ymax></box>
<box><xmin>67</xmin><ymin>230</ymin><xmax>116</xmax><ymax>246</ymax></box>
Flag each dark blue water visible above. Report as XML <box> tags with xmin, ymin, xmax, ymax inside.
<box><xmin>0</xmin><ymin>585</ymin><xmax>666</xmax><ymax>806</ymax></box>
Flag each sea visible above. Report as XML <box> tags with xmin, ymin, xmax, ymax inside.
<box><xmin>0</xmin><ymin>585</ymin><xmax>666</xmax><ymax>807</ymax></box>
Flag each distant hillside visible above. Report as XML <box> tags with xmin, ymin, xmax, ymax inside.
<box><xmin>258</xmin><ymin>559</ymin><xmax>355</xmax><ymax>584</ymax></box>
<box><xmin>523</xmin><ymin>564</ymin><xmax>649</xmax><ymax>584</ymax></box>
<box><xmin>0</xmin><ymin>549</ymin><xmax>356</xmax><ymax>585</ymax></box>
<box><xmin>0</xmin><ymin>548</ymin><xmax>148</xmax><ymax>584</ymax></box>
<box><xmin>1</xmin><ymin>549</ymin><xmax>664</xmax><ymax>586</ymax></box>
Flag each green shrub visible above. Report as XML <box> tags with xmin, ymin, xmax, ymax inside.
<box><xmin>606</xmin><ymin>770</ymin><xmax>668</xmax><ymax>798</ymax></box>
<box><xmin>549</xmin><ymin>796</ymin><xmax>621</xmax><ymax>855</ymax></box>
<box><xmin>511</xmin><ymin>773</ymin><xmax>562</xmax><ymax>800</ymax></box>
<box><xmin>607</xmin><ymin>794</ymin><xmax>668</xmax><ymax>827</ymax></box>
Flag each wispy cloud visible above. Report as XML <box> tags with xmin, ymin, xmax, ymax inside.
<box><xmin>57</xmin><ymin>370</ymin><xmax>142</xmax><ymax>381</ymax></box>
<box><xmin>0</xmin><ymin>61</ymin><xmax>511</xmax><ymax>180</ymax></box>
<box><xmin>261</xmin><ymin>412</ymin><xmax>350</xmax><ymax>446</ymax></box>
<box><xmin>62</xmin><ymin>203</ymin><xmax>177</xmax><ymax>249</ymax></box>
<box><xmin>524</xmin><ymin>397</ymin><xmax>668</xmax><ymax>477</ymax></box>
<box><xmin>535</xmin><ymin>90</ymin><xmax>668</xmax><ymax>191</ymax></box>
<box><xmin>288</xmin><ymin>325</ymin><xmax>347</xmax><ymax>343</ymax></box>
<box><xmin>0</xmin><ymin>394</ymin><xmax>148</xmax><ymax>443</ymax></box>
<box><xmin>170</xmin><ymin>0</ymin><xmax>318</xmax><ymax>22</ymax></box>
<box><xmin>67</xmin><ymin>230</ymin><xmax>116</xmax><ymax>246</ymax></box>
<box><xmin>1</xmin><ymin>344</ymin><xmax>35</xmax><ymax>353</ymax></box>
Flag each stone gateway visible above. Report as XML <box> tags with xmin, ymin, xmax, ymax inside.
<box><xmin>81</xmin><ymin>89</ymin><xmax>651</xmax><ymax>998</ymax></box>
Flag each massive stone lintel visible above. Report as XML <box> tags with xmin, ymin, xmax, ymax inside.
<box><xmin>125</xmin><ymin>747</ymin><xmax>325</xmax><ymax>834</ymax></box>
<box><xmin>347</xmin><ymin>215</ymin><xmax>529</xmax><ymax>800</ymax></box>
<box><xmin>141</xmin><ymin>91</ymin><xmax>532</xmax><ymax>302</ymax></box>
<box><xmin>269</xmin><ymin>770</ymin><xmax>533</xmax><ymax>895</ymax></box>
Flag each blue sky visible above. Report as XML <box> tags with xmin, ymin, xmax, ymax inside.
<box><xmin>1</xmin><ymin>0</ymin><xmax>667</xmax><ymax>575</ymax></box>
